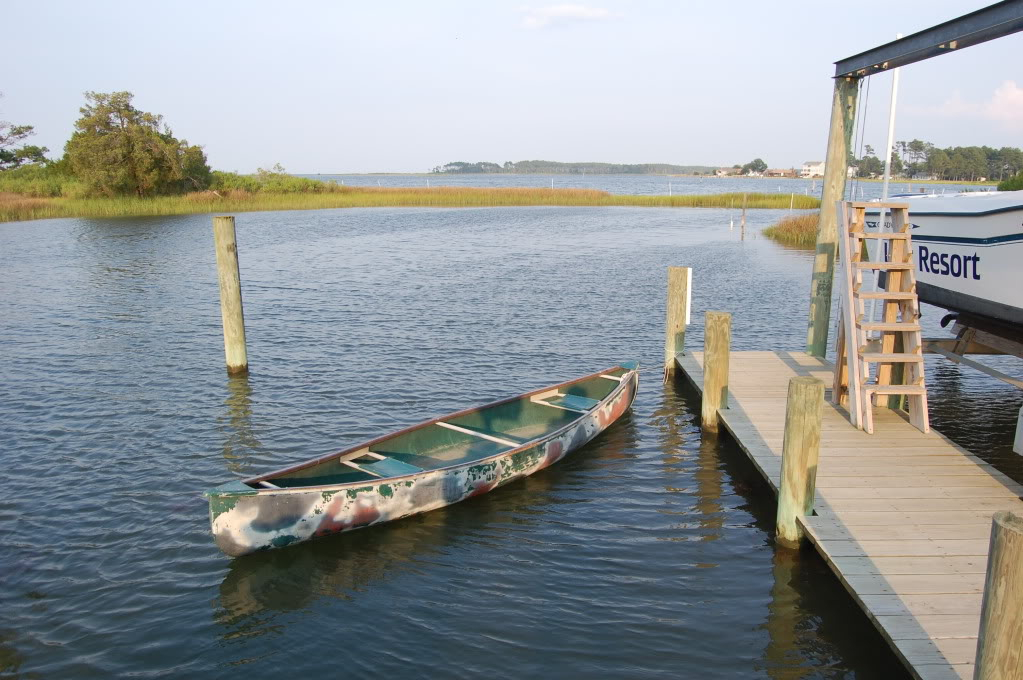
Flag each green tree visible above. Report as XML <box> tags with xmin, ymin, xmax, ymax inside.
<box><xmin>0</xmin><ymin>93</ymin><xmax>49</xmax><ymax>170</ymax></box>
<box><xmin>741</xmin><ymin>158</ymin><xmax>767</xmax><ymax>174</ymax></box>
<box><xmin>998</xmin><ymin>172</ymin><xmax>1023</xmax><ymax>191</ymax></box>
<box><xmin>65</xmin><ymin>91</ymin><xmax>210</xmax><ymax>196</ymax></box>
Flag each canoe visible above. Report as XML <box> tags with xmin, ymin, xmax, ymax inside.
<box><xmin>206</xmin><ymin>362</ymin><xmax>639</xmax><ymax>556</ymax></box>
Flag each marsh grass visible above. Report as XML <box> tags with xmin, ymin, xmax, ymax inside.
<box><xmin>762</xmin><ymin>212</ymin><xmax>819</xmax><ymax>248</ymax></box>
<box><xmin>0</xmin><ymin>187</ymin><xmax>820</xmax><ymax>224</ymax></box>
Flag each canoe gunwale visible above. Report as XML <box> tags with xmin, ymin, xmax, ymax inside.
<box><xmin>230</xmin><ymin>364</ymin><xmax>637</xmax><ymax>495</ymax></box>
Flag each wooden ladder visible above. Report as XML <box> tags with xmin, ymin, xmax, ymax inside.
<box><xmin>833</xmin><ymin>201</ymin><xmax>929</xmax><ymax>434</ymax></box>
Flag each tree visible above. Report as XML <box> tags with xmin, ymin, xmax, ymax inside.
<box><xmin>65</xmin><ymin>91</ymin><xmax>210</xmax><ymax>196</ymax></box>
<box><xmin>0</xmin><ymin>93</ymin><xmax>49</xmax><ymax>170</ymax></box>
<box><xmin>741</xmin><ymin>158</ymin><xmax>767</xmax><ymax>175</ymax></box>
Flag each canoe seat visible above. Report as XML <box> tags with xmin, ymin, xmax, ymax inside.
<box><xmin>344</xmin><ymin>454</ymin><xmax>424</xmax><ymax>478</ymax></box>
<box><xmin>540</xmin><ymin>393</ymin><xmax>600</xmax><ymax>413</ymax></box>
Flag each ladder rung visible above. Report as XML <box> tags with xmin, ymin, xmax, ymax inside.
<box><xmin>856</xmin><ymin>291</ymin><xmax>916</xmax><ymax>300</ymax></box>
<box><xmin>856</xmin><ymin>321</ymin><xmax>921</xmax><ymax>331</ymax></box>
<box><xmin>855</xmin><ymin>262</ymin><xmax>913</xmax><ymax>270</ymax></box>
<box><xmin>857</xmin><ymin>232</ymin><xmax>910</xmax><ymax>239</ymax></box>
<box><xmin>862</xmin><ymin>384</ymin><xmax>927</xmax><ymax>395</ymax></box>
<box><xmin>860</xmin><ymin>353</ymin><xmax>924</xmax><ymax>363</ymax></box>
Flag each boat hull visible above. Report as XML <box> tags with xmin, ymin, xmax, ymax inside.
<box><xmin>865</xmin><ymin>191</ymin><xmax>1023</xmax><ymax>331</ymax></box>
<box><xmin>207</xmin><ymin>368</ymin><xmax>637</xmax><ymax>557</ymax></box>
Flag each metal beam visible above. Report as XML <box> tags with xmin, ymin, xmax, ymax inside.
<box><xmin>834</xmin><ymin>0</ymin><xmax>1023</xmax><ymax>78</ymax></box>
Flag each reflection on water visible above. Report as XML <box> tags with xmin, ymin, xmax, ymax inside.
<box><xmin>219</xmin><ymin>374</ymin><xmax>263</xmax><ymax>473</ymax></box>
<box><xmin>0</xmin><ymin>206</ymin><xmax>957</xmax><ymax>678</ymax></box>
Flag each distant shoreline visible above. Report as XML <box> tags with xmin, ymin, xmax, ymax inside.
<box><xmin>306</xmin><ymin>172</ymin><xmax>997</xmax><ymax>185</ymax></box>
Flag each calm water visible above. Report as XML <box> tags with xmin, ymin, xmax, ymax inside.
<box><xmin>306</xmin><ymin>172</ymin><xmax>989</xmax><ymax>202</ymax></box>
<box><xmin>1</xmin><ymin>206</ymin><xmax>1019</xmax><ymax>678</ymax></box>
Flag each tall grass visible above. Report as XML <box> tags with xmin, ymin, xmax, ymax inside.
<box><xmin>762</xmin><ymin>212</ymin><xmax>819</xmax><ymax>248</ymax></box>
<box><xmin>0</xmin><ymin>187</ymin><xmax>821</xmax><ymax>224</ymax></box>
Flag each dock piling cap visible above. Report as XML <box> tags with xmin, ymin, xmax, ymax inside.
<box><xmin>993</xmin><ymin>510</ymin><xmax>1023</xmax><ymax>533</ymax></box>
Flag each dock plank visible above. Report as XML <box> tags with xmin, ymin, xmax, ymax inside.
<box><xmin>675</xmin><ymin>350</ymin><xmax>1023</xmax><ymax>680</ymax></box>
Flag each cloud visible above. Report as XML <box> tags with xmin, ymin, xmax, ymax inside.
<box><xmin>519</xmin><ymin>4</ymin><xmax>612</xmax><ymax>29</ymax></box>
<box><xmin>924</xmin><ymin>80</ymin><xmax>1023</xmax><ymax>132</ymax></box>
<box><xmin>984</xmin><ymin>80</ymin><xmax>1023</xmax><ymax>130</ymax></box>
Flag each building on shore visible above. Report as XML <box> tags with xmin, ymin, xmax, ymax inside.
<box><xmin>800</xmin><ymin>161</ymin><xmax>825</xmax><ymax>178</ymax></box>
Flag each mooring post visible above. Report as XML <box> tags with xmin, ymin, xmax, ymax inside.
<box><xmin>701</xmin><ymin>311</ymin><xmax>731</xmax><ymax>434</ymax></box>
<box><xmin>212</xmin><ymin>215</ymin><xmax>248</xmax><ymax>375</ymax></box>
<box><xmin>807</xmin><ymin>76</ymin><xmax>860</xmax><ymax>357</ymax></box>
<box><xmin>663</xmin><ymin>266</ymin><xmax>692</xmax><ymax>381</ymax></box>
<box><xmin>775</xmin><ymin>376</ymin><xmax>824</xmax><ymax>548</ymax></box>
<box><xmin>974</xmin><ymin>511</ymin><xmax>1023</xmax><ymax>679</ymax></box>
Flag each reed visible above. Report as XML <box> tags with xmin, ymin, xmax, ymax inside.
<box><xmin>762</xmin><ymin>212</ymin><xmax>819</xmax><ymax>248</ymax></box>
<box><xmin>0</xmin><ymin>187</ymin><xmax>821</xmax><ymax>224</ymax></box>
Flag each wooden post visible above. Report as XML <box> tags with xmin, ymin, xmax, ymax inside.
<box><xmin>807</xmin><ymin>76</ymin><xmax>860</xmax><ymax>357</ymax></box>
<box><xmin>701</xmin><ymin>311</ymin><xmax>731</xmax><ymax>434</ymax></box>
<box><xmin>663</xmin><ymin>267</ymin><xmax>692</xmax><ymax>381</ymax></box>
<box><xmin>775</xmin><ymin>377</ymin><xmax>824</xmax><ymax>548</ymax></box>
<box><xmin>974</xmin><ymin>511</ymin><xmax>1023</xmax><ymax>679</ymax></box>
<box><xmin>213</xmin><ymin>216</ymin><xmax>248</xmax><ymax>374</ymax></box>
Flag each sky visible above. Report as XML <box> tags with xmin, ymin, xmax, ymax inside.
<box><xmin>4</xmin><ymin>1</ymin><xmax>1022</xmax><ymax>173</ymax></box>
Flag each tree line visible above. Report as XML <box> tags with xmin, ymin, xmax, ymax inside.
<box><xmin>853</xmin><ymin>140</ymin><xmax>1023</xmax><ymax>182</ymax></box>
<box><xmin>433</xmin><ymin>160</ymin><xmax>717</xmax><ymax>175</ymax></box>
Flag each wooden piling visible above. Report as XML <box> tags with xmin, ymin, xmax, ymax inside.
<box><xmin>807</xmin><ymin>76</ymin><xmax>860</xmax><ymax>357</ymax></box>
<box><xmin>974</xmin><ymin>511</ymin><xmax>1023</xmax><ymax>679</ymax></box>
<box><xmin>701</xmin><ymin>311</ymin><xmax>731</xmax><ymax>433</ymax></box>
<box><xmin>663</xmin><ymin>267</ymin><xmax>692</xmax><ymax>381</ymax></box>
<box><xmin>212</xmin><ymin>216</ymin><xmax>248</xmax><ymax>375</ymax></box>
<box><xmin>775</xmin><ymin>376</ymin><xmax>824</xmax><ymax>548</ymax></box>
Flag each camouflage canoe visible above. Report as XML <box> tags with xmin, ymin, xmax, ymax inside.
<box><xmin>206</xmin><ymin>363</ymin><xmax>639</xmax><ymax>557</ymax></box>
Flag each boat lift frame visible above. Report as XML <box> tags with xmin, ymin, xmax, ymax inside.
<box><xmin>804</xmin><ymin>0</ymin><xmax>1023</xmax><ymax>452</ymax></box>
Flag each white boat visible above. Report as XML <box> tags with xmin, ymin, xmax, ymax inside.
<box><xmin>865</xmin><ymin>190</ymin><xmax>1023</xmax><ymax>333</ymax></box>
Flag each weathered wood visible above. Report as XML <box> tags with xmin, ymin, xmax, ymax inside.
<box><xmin>701</xmin><ymin>311</ymin><xmax>731</xmax><ymax>433</ymax></box>
<box><xmin>663</xmin><ymin>266</ymin><xmax>691</xmax><ymax>380</ymax></box>
<box><xmin>677</xmin><ymin>350</ymin><xmax>1023</xmax><ymax>679</ymax></box>
<box><xmin>776</xmin><ymin>376</ymin><xmax>824</xmax><ymax>547</ymax></box>
<box><xmin>807</xmin><ymin>76</ymin><xmax>860</xmax><ymax>357</ymax></box>
<box><xmin>212</xmin><ymin>216</ymin><xmax>248</xmax><ymax>374</ymax></box>
<box><xmin>974</xmin><ymin>511</ymin><xmax>1023</xmax><ymax>679</ymax></box>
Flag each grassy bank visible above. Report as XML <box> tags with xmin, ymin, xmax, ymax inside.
<box><xmin>762</xmin><ymin>212</ymin><xmax>818</xmax><ymax>248</ymax></box>
<box><xmin>0</xmin><ymin>188</ymin><xmax>820</xmax><ymax>224</ymax></box>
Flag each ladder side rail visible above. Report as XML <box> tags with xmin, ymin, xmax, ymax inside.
<box><xmin>836</xmin><ymin>201</ymin><xmax>863</xmax><ymax>428</ymax></box>
<box><xmin>898</xmin><ymin>207</ymin><xmax>930</xmax><ymax>432</ymax></box>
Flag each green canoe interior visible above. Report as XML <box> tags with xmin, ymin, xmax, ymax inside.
<box><xmin>257</xmin><ymin>367</ymin><xmax>630</xmax><ymax>489</ymax></box>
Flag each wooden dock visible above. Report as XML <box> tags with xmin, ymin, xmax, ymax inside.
<box><xmin>676</xmin><ymin>350</ymin><xmax>1023</xmax><ymax>680</ymax></box>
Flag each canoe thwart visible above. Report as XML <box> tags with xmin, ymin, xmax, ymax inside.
<box><xmin>344</xmin><ymin>455</ymin><xmax>425</xmax><ymax>478</ymax></box>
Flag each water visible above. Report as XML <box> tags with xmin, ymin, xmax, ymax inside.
<box><xmin>305</xmin><ymin>172</ymin><xmax>990</xmax><ymax>202</ymax></box>
<box><xmin>1</xmin><ymin>206</ymin><xmax>1019</xmax><ymax>678</ymax></box>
